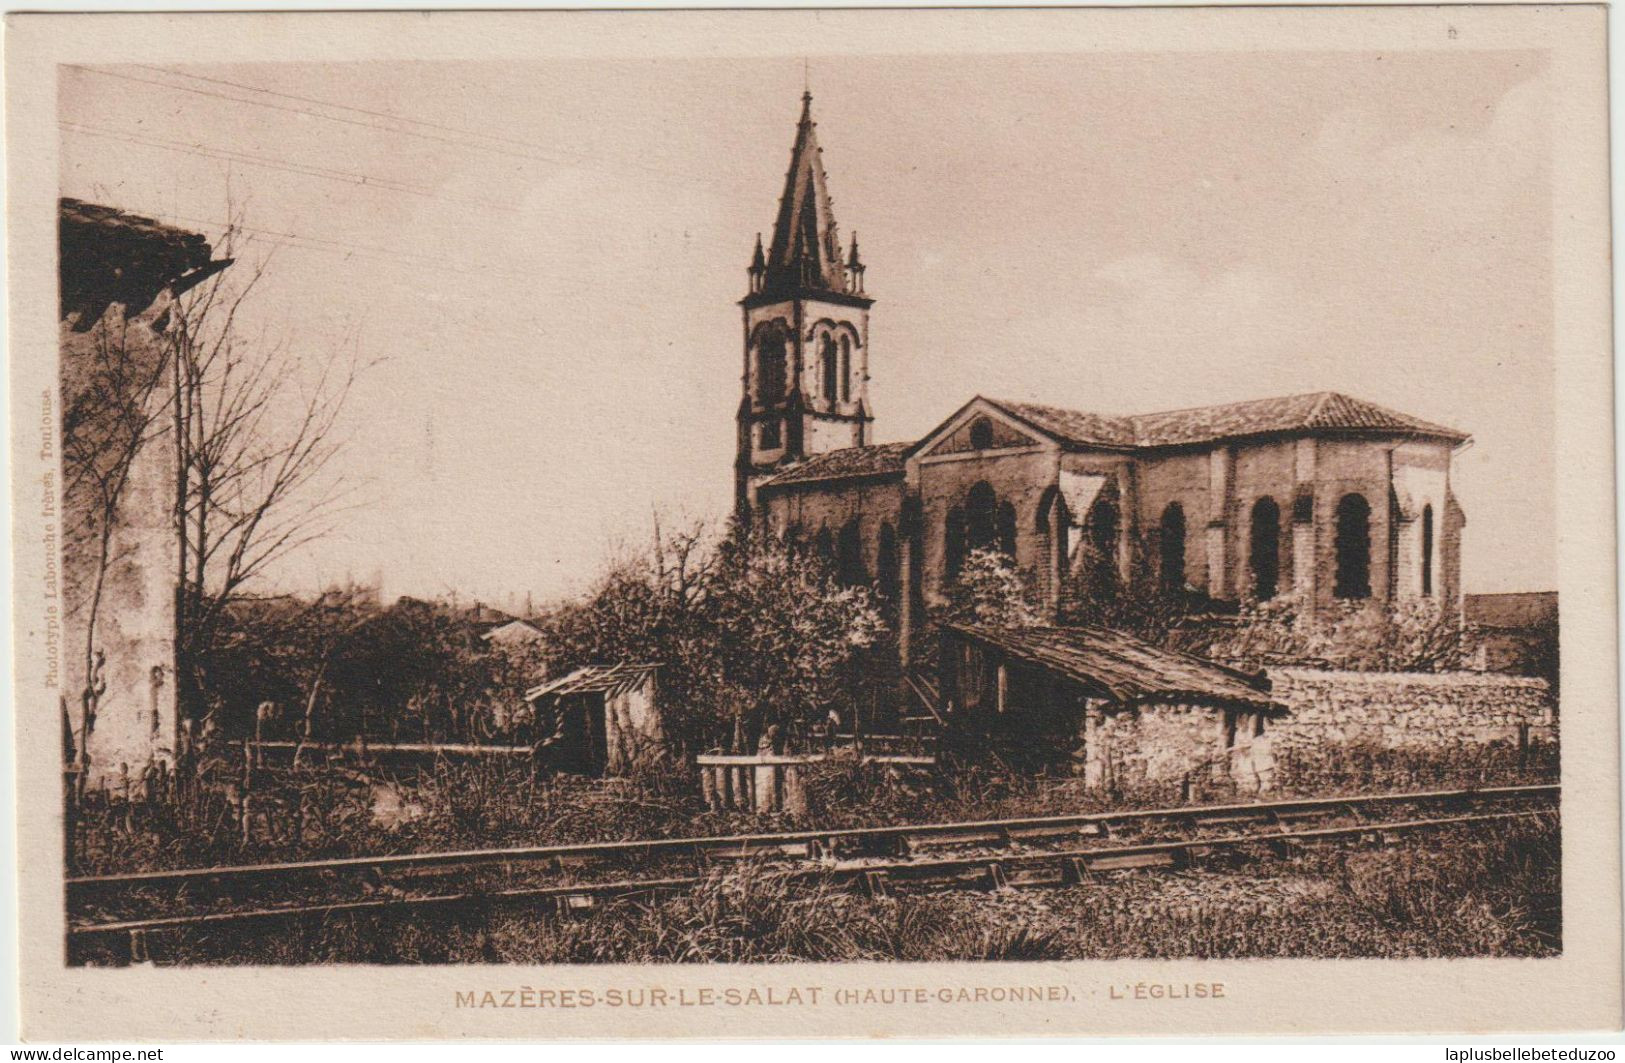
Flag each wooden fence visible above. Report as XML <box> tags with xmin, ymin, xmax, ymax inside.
<box><xmin>697</xmin><ymin>746</ymin><xmax>937</xmax><ymax>816</ymax></box>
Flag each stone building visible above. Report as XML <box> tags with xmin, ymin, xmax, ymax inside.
<box><xmin>938</xmin><ymin>624</ymin><xmax>1283</xmax><ymax>790</ymax></box>
<box><xmin>59</xmin><ymin>199</ymin><xmax>229</xmax><ymax>788</ymax></box>
<box><xmin>735</xmin><ymin>97</ymin><xmax>1471</xmax><ymax>653</ymax></box>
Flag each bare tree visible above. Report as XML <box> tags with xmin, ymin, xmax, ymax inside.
<box><xmin>168</xmin><ymin>216</ymin><xmax>367</xmax><ymax>731</ymax></box>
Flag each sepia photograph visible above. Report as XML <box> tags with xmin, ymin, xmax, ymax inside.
<box><xmin>7</xmin><ymin>4</ymin><xmax>1620</xmax><ymax>1041</ymax></box>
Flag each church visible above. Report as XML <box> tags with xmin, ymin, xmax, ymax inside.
<box><xmin>735</xmin><ymin>94</ymin><xmax>1470</xmax><ymax>656</ymax></box>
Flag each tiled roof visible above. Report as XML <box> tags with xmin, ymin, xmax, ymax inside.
<box><xmin>987</xmin><ymin>391</ymin><xmax>1469</xmax><ymax>449</ymax></box>
<box><xmin>60</xmin><ymin>198</ymin><xmax>213</xmax><ymax>258</ymax></box>
<box><xmin>987</xmin><ymin>400</ymin><xmax>1138</xmax><ymax>448</ymax></box>
<box><xmin>59</xmin><ymin>198</ymin><xmax>226</xmax><ymax>327</ymax></box>
<box><xmin>947</xmin><ymin>624</ymin><xmax>1282</xmax><ymax>713</ymax></box>
<box><xmin>759</xmin><ymin>440</ymin><xmax>913</xmax><ymax>488</ymax></box>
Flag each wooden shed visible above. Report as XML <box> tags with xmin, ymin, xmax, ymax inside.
<box><xmin>524</xmin><ymin>663</ymin><xmax>663</xmax><ymax>775</ymax></box>
<box><xmin>938</xmin><ymin>624</ymin><xmax>1285</xmax><ymax>791</ymax></box>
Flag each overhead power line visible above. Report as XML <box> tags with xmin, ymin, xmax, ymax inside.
<box><xmin>60</xmin><ymin>120</ymin><xmax>521</xmax><ymax>216</ymax></box>
<box><xmin>65</xmin><ymin>63</ymin><xmax>738</xmax><ymax>195</ymax></box>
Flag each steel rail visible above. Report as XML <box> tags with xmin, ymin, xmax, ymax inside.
<box><xmin>67</xmin><ymin>783</ymin><xmax>1557</xmax><ymax>898</ymax></box>
<box><xmin>69</xmin><ymin>808</ymin><xmax>1553</xmax><ymax>940</ymax></box>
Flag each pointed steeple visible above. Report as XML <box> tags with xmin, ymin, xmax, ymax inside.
<box><xmin>764</xmin><ymin>92</ymin><xmax>850</xmax><ymax>296</ymax></box>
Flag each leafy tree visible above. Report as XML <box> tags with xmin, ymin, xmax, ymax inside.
<box><xmin>543</xmin><ymin>519</ymin><xmax>885</xmax><ymax>754</ymax></box>
<box><xmin>936</xmin><ymin>548</ymin><xmax>1044</xmax><ymax>629</ymax></box>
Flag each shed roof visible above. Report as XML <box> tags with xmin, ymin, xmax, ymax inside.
<box><xmin>946</xmin><ymin>623</ymin><xmax>1282</xmax><ymax>713</ymax></box>
<box><xmin>525</xmin><ymin>662</ymin><xmax>660</xmax><ymax>703</ymax></box>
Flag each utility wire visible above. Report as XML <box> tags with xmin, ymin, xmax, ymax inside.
<box><xmin>61</xmin><ymin>121</ymin><xmax>522</xmax><ymax>216</ymax></box>
<box><xmin>66</xmin><ymin>63</ymin><xmax>738</xmax><ymax>195</ymax></box>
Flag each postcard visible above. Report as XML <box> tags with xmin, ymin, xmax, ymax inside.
<box><xmin>7</xmin><ymin>6</ymin><xmax>1619</xmax><ymax>1039</ymax></box>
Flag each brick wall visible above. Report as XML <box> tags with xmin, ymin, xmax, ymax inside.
<box><xmin>1265</xmin><ymin>667</ymin><xmax>1556</xmax><ymax>752</ymax></box>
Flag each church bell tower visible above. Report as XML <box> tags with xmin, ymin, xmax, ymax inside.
<box><xmin>736</xmin><ymin>92</ymin><xmax>874</xmax><ymax>515</ymax></box>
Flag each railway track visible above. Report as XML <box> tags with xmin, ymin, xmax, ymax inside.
<box><xmin>68</xmin><ymin>783</ymin><xmax>1557</xmax><ymax>961</ymax></box>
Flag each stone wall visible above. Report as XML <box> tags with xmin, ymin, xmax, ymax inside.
<box><xmin>1265</xmin><ymin>668</ymin><xmax>1556</xmax><ymax>753</ymax></box>
<box><xmin>1083</xmin><ymin>701</ymin><xmax>1276</xmax><ymax>793</ymax></box>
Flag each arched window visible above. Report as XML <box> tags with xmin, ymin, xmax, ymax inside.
<box><xmin>1090</xmin><ymin>497</ymin><xmax>1119</xmax><ymax>575</ymax></box>
<box><xmin>969</xmin><ymin>417</ymin><xmax>994</xmax><ymax>451</ymax></box>
<box><xmin>965</xmin><ymin>481</ymin><xmax>997</xmax><ymax>554</ymax></box>
<box><xmin>757</xmin><ymin>330</ymin><xmax>786</xmax><ymax>406</ymax></box>
<box><xmin>1038</xmin><ymin>486</ymin><xmax>1070</xmax><ymax>564</ymax></box>
<box><xmin>836</xmin><ymin>519</ymin><xmax>866</xmax><ymax>586</ymax></box>
<box><xmin>1421</xmin><ymin>503</ymin><xmax>1435</xmax><ymax>597</ymax></box>
<box><xmin>839</xmin><ymin>336</ymin><xmax>852</xmax><ymax>402</ymax></box>
<box><xmin>1334</xmin><ymin>493</ymin><xmax>1372</xmax><ymax>599</ymax></box>
<box><xmin>877</xmin><ymin>523</ymin><xmax>899</xmax><ymax>597</ymax></box>
<box><xmin>814</xmin><ymin>526</ymin><xmax>835</xmax><ymax>566</ymax></box>
<box><xmin>996</xmin><ymin>501</ymin><xmax>1017</xmax><ymax>558</ymax></box>
<box><xmin>1160</xmin><ymin>502</ymin><xmax>1186</xmax><ymax>592</ymax></box>
<box><xmin>821</xmin><ymin>334</ymin><xmax>838</xmax><ymax>403</ymax></box>
<box><xmin>945</xmin><ymin>506</ymin><xmax>967</xmax><ymax>579</ymax></box>
<box><xmin>1249</xmin><ymin>497</ymin><xmax>1281</xmax><ymax>601</ymax></box>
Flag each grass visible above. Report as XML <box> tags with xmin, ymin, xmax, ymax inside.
<box><xmin>70</xmin><ymin>813</ymin><xmax>1559</xmax><ymax>965</ymax></box>
<box><xmin>70</xmin><ymin>737</ymin><xmax>1558</xmax><ymax>876</ymax></box>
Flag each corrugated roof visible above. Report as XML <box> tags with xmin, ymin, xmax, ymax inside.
<box><xmin>759</xmin><ymin>440</ymin><xmax>912</xmax><ymax>488</ymax></box>
<box><xmin>988</xmin><ymin>391</ymin><xmax>1468</xmax><ymax>449</ymax></box>
<box><xmin>525</xmin><ymin>662</ymin><xmax>660</xmax><ymax>703</ymax></box>
<box><xmin>946</xmin><ymin>624</ymin><xmax>1282</xmax><ymax>713</ymax></box>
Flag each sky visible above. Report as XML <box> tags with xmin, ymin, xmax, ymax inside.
<box><xmin>58</xmin><ymin>49</ymin><xmax>1555</xmax><ymax>606</ymax></box>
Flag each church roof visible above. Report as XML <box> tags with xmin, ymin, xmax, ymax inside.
<box><xmin>984</xmin><ymin>400</ymin><xmax>1138</xmax><ymax>448</ymax></box>
<box><xmin>758</xmin><ymin>441</ymin><xmax>912</xmax><ymax>489</ymax></box>
<box><xmin>762</xmin><ymin>93</ymin><xmax>852</xmax><ymax>296</ymax></box>
<box><xmin>988</xmin><ymin>391</ymin><xmax>1469</xmax><ymax>449</ymax></box>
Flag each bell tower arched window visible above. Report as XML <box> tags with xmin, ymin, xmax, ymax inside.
<box><xmin>1335</xmin><ymin>493</ymin><xmax>1372</xmax><ymax>600</ymax></box>
<box><xmin>839</xmin><ymin>335</ymin><xmax>852</xmax><ymax>402</ymax></box>
<box><xmin>820</xmin><ymin>333</ymin><xmax>838</xmax><ymax>403</ymax></box>
<box><xmin>757</xmin><ymin>330</ymin><xmax>786</xmax><ymax>407</ymax></box>
<box><xmin>1250</xmin><ymin>497</ymin><xmax>1281</xmax><ymax>601</ymax></box>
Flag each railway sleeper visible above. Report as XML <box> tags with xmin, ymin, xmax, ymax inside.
<box><xmin>1081</xmin><ymin>851</ymin><xmax>1179</xmax><ymax>872</ymax></box>
<box><xmin>555</xmin><ymin>893</ymin><xmax>599</xmax><ymax>917</ymax></box>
